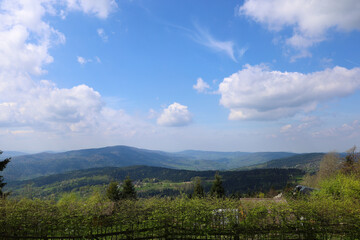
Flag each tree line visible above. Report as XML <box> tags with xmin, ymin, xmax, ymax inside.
<box><xmin>107</xmin><ymin>172</ymin><xmax>227</xmax><ymax>201</ymax></box>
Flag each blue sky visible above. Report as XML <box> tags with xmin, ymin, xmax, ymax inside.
<box><xmin>0</xmin><ymin>0</ymin><xmax>360</xmax><ymax>153</ymax></box>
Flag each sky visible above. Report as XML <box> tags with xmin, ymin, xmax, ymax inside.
<box><xmin>0</xmin><ymin>0</ymin><xmax>360</xmax><ymax>153</ymax></box>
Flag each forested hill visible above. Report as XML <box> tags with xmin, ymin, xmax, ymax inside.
<box><xmin>3</xmin><ymin>145</ymin><xmax>298</xmax><ymax>181</ymax></box>
<box><xmin>241</xmin><ymin>153</ymin><xmax>326</xmax><ymax>173</ymax></box>
<box><xmin>6</xmin><ymin>165</ymin><xmax>304</xmax><ymax>198</ymax></box>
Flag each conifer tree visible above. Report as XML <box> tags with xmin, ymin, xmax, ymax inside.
<box><xmin>106</xmin><ymin>181</ymin><xmax>122</xmax><ymax>201</ymax></box>
<box><xmin>210</xmin><ymin>172</ymin><xmax>225</xmax><ymax>198</ymax></box>
<box><xmin>122</xmin><ymin>176</ymin><xmax>137</xmax><ymax>200</ymax></box>
<box><xmin>0</xmin><ymin>151</ymin><xmax>11</xmax><ymax>198</ymax></box>
<box><xmin>192</xmin><ymin>177</ymin><xmax>204</xmax><ymax>198</ymax></box>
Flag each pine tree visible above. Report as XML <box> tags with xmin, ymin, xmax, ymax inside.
<box><xmin>106</xmin><ymin>181</ymin><xmax>122</xmax><ymax>201</ymax></box>
<box><xmin>0</xmin><ymin>151</ymin><xmax>11</xmax><ymax>198</ymax></box>
<box><xmin>192</xmin><ymin>177</ymin><xmax>204</xmax><ymax>198</ymax></box>
<box><xmin>210</xmin><ymin>172</ymin><xmax>225</xmax><ymax>198</ymax></box>
<box><xmin>122</xmin><ymin>176</ymin><xmax>137</xmax><ymax>200</ymax></box>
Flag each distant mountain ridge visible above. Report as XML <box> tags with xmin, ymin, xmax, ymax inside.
<box><xmin>2</xmin><ymin>145</ymin><xmax>318</xmax><ymax>181</ymax></box>
<box><xmin>0</xmin><ymin>151</ymin><xmax>27</xmax><ymax>159</ymax></box>
<box><xmin>240</xmin><ymin>153</ymin><xmax>326</xmax><ymax>173</ymax></box>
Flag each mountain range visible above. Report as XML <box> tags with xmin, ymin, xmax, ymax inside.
<box><xmin>2</xmin><ymin>145</ymin><xmax>325</xmax><ymax>182</ymax></box>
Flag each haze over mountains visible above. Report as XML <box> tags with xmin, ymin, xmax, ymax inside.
<box><xmin>2</xmin><ymin>145</ymin><xmax>325</xmax><ymax>182</ymax></box>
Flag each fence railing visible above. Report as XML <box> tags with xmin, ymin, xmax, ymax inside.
<box><xmin>2</xmin><ymin>222</ymin><xmax>360</xmax><ymax>240</ymax></box>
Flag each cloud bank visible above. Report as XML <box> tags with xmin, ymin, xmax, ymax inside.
<box><xmin>219</xmin><ymin>64</ymin><xmax>360</xmax><ymax>120</ymax></box>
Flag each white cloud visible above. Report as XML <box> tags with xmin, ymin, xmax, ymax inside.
<box><xmin>192</xmin><ymin>25</ymin><xmax>238</xmax><ymax>61</ymax></box>
<box><xmin>312</xmin><ymin>120</ymin><xmax>360</xmax><ymax>139</ymax></box>
<box><xmin>157</xmin><ymin>103</ymin><xmax>192</xmax><ymax>127</ymax></box>
<box><xmin>0</xmin><ymin>0</ymin><xmax>65</xmax><ymax>75</ymax></box>
<box><xmin>193</xmin><ymin>78</ymin><xmax>210</xmax><ymax>93</ymax></box>
<box><xmin>238</xmin><ymin>0</ymin><xmax>360</xmax><ymax>58</ymax></box>
<box><xmin>77</xmin><ymin>56</ymin><xmax>102</xmax><ymax>65</ymax></box>
<box><xmin>77</xmin><ymin>56</ymin><xmax>89</xmax><ymax>64</ymax></box>
<box><xmin>65</xmin><ymin>0</ymin><xmax>117</xmax><ymax>19</ymax></box>
<box><xmin>0</xmin><ymin>0</ymin><xmax>153</xmax><ymax>149</ymax></box>
<box><xmin>280</xmin><ymin>124</ymin><xmax>292</xmax><ymax>133</ymax></box>
<box><xmin>280</xmin><ymin>117</ymin><xmax>321</xmax><ymax>135</ymax></box>
<box><xmin>97</xmin><ymin>28</ymin><xmax>108</xmax><ymax>42</ymax></box>
<box><xmin>219</xmin><ymin>64</ymin><xmax>360</xmax><ymax>120</ymax></box>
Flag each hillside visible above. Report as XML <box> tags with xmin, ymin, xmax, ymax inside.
<box><xmin>3</xmin><ymin>146</ymin><xmax>188</xmax><ymax>181</ymax></box>
<box><xmin>175</xmin><ymin>150</ymin><xmax>296</xmax><ymax>169</ymax></box>
<box><xmin>3</xmin><ymin>145</ymin><xmax>298</xmax><ymax>181</ymax></box>
<box><xmin>241</xmin><ymin>153</ymin><xmax>326</xmax><ymax>172</ymax></box>
<box><xmin>5</xmin><ymin>165</ymin><xmax>304</xmax><ymax>199</ymax></box>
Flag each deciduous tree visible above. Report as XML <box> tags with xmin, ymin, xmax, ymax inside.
<box><xmin>318</xmin><ymin>152</ymin><xmax>340</xmax><ymax>181</ymax></box>
<box><xmin>342</xmin><ymin>146</ymin><xmax>359</xmax><ymax>174</ymax></box>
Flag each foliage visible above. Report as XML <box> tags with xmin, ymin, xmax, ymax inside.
<box><xmin>301</xmin><ymin>148</ymin><xmax>359</xmax><ymax>188</ymax></box>
<box><xmin>342</xmin><ymin>146</ymin><xmax>360</xmax><ymax>174</ymax></box>
<box><xmin>301</xmin><ymin>152</ymin><xmax>341</xmax><ymax>188</ymax></box>
<box><xmin>0</xmin><ymin>150</ymin><xmax>11</xmax><ymax>198</ymax></box>
<box><xmin>318</xmin><ymin>152</ymin><xmax>340</xmax><ymax>180</ymax></box>
<box><xmin>1</xmin><ymin>190</ymin><xmax>360</xmax><ymax>239</ymax></box>
<box><xmin>210</xmin><ymin>172</ymin><xmax>225</xmax><ymax>198</ymax></box>
<box><xmin>315</xmin><ymin>173</ymin><xmax>360</xmax><ymax>202</ymax></box>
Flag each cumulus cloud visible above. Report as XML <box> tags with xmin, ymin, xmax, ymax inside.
<box><xmin>0</xmin><ymin>0</ymin><xmax>116</xmax><ymax>75</ymax></box>
<box><xmin>219</xmin><ymin>64</ymin><xmax>360</xmax><ymax>120</ymax></box>
<box><xmin>238</xmin><ymin>0</ymin><xmax>360</xmax><ymax>58</ymax></box>
<box><xmin>0</xmin><ymin>78</ymin><xmax>101</xmax><ymax>130</ymax></box>
<box><xmin>0</xmin><ymin>0</ymin><xmax>65</xmax><ymax>75</ymax></box>
<box><xmin>0</xmin><ymin>0</ymin><xmax>149</xmax><ymax>144</ymax></box>
<box><xmin>157</xmin><ymin>103</ymin><xmax>192</xmax><ymax>127</ymax></box>
<box><xmin>193</xmin><ymin>78</ymin><xmax>210</xmax><ymax>93</ymax></box>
